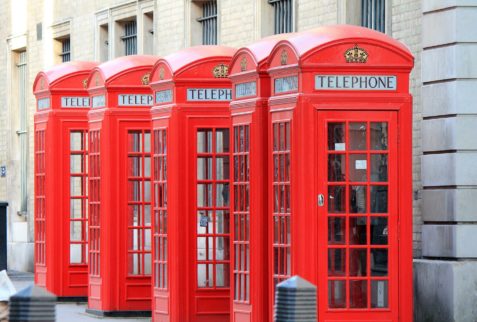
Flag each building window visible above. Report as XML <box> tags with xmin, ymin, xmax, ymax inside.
<box><xmin>122</xmin><ymin>20</ymin><xmax>137</xmax><ymax>56</ymax></box>
<box><xmin>361</xmin><ymin>0</ymin><xmax>385</xmax><ymax>33</ymax></box>
<box><xmin>99</xmin><ymin>24</ymin><xmax>109</xmax><ymax>62</ymax></box>
<box><xmin>60</xmin><ymin>38</ymin><xmax>71</xmax><ymax>62</ymax></box>
<box><xmin>197</xmin><ymin>1</ymin><xmax>217</xmax><ymax>45</ymax></box>
<box><xmin>269</xmin><ymin>0</ymin><xmax>293</xmax><ymax>34</ymax></box>
<box><xmin>17</xmin><ymin>51</ymin><xmax>28</xmax><ymax>214</ymax></box>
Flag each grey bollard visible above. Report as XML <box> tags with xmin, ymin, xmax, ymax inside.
<box><xmin>9</xmin><ymin>285</ymin><xmax>56</xmax><ymax>322</ymax></box>
<box><xmin>274</xmin><ymin>276</ymin><xmax>317</xmax><ymax>322</ymax></box>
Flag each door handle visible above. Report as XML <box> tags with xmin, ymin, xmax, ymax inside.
<box><xmin>318</xmin><ymin>194</ymin><xmax>325</xmax><ymax>207</ymax></box>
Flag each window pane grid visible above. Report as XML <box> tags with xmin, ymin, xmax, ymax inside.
<box><xmin>361</xmin><ymin>0</ymin><xmax>385</xmax><ymax>33</ymax></box>
<box><xmin>327</xmin><ymin>121</ymin><xmax>390</xmax><ymax>310</ymax></box>
<box><xmin>70</xmin><ymin>131</ymin><xmax>88</xmax><ymax>264</ymax></box>
<box><xmin>88</xmin><ymin>130</ymin><xmax>101</xmax><ymax>276</ymax></box>
<box><xmin>61</xmin><ymin>38</ymin><xmax>71</xmax><ymax>62</ymax></box>
<box><xmin>35</xmin><ymin>130</ymin><xmax>46</xmax><ymax>265</ymax></box>
<box><xmin>197</xmin><ymin>128</ymin><xmax>230</xmax><ymax>289</ymax></box>
<box><xmin>272</xmin><ymin>122</ymin><xmax>292</xmax><ymax>294</ymax></box>
<box><xmin>269</xmin><ymin>0</ymin><xmax>293</xmax><ymax>34</ymax></box>
<box><xmin>153</xmin><ymin>129</ymin><xmax>168</xmax><ymax>289</ymax></box>
<box><xmin>122</xmin><ymin>20</ymin><xmax>137</xmax><ymax>56</ymax></box>
<box><xmin>233</xmin><ymin>125</ymin><xmax>250</xmax><ymax>303</ymax></box>
<box><xmin>199</xmin><ymin>1</ymin><xmax>217</xmax><ymax>45</ymax></box>
<box><xmin>127</xmin><ymin>130</ymin><xmax>152</xmax><ymax>276</ymax></box>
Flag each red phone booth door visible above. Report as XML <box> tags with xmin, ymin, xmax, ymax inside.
<box><xmin>193</xmin><ymin>126</ymin><xmax>231</xmax><ymax>322</ymax></box>
<box><xmin>317</xmin><ymin>111</ymin><xmax>398</xmax><ymax>322</ymax></box>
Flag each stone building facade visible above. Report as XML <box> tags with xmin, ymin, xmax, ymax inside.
<box><xmin>0</xmin><ymin>0</ymin><xmax>474</xmax><ymax>321</ymax></box>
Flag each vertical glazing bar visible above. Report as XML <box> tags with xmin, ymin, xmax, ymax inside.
<box><xmin>381</xmin><ymin>0</ymin><xmax>386</xmax><ymax>32</ymax></box>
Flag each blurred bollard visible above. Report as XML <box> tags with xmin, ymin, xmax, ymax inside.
<box><xmin>274</xmin><ymin>275</ymin><xmax>317</xmax><ymax>322</ymax></box>
<box><xmin>9</xmin><ymin>285</ymin><xmax>56</xmax><ymax>322</ymax></box>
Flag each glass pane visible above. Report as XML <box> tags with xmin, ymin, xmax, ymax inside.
<box><xmin>144</xmin><ymin>205</ymin><xmax>151</xmax><ymax>226</ymax></box>
<box><xmin>350</xmin><ymin>186</ymin><xmax>367</xmax><ymax>213</ymax></box>
<box><xmin>216</xmin><ymin>237</ymin><xmax>229</xmax><ymax>260</ymax></box>
<box><xmin>216</xmin><ymin>264</ymin><xmax>229</xmax><ymax>287</ymax></box>
<box><xmin>371</xmin><ymin>186</ymin><xmax>388</xmax><ymax>213</ymax></box>
<box><xmin>349</xmin><ymin>249</ymin><xmax>367</xmax><ymax>276</ymax></box>
<box><xmin>197</xmin><ymin>130</ymin><xmax>213</xmax><ymax>153</ymax></box>
<box><xmin>328</xmin><ymin>248</ymin><xmax>345</xmax><ymax>276</ymax></box>
<box><xmin>371</xmin><ymin>249</ymin><xmax>388</xmax><ymax>276</ymax></box>
<box><xmin>144</xmin><ymin>253</ymin><xmax>151</xmax><ymax>275</ymax></box>
<box><xmin>144</xmin><ymin>157</ymin><xmax>151</xmax><ymax>177</ymax></box>
<box><xmin>349</xmin><ymin>217</ymin><xmax>367</xmax><ymax>245</ymax></box>
<box><xmin>216</xmin><ymin>129</ymin><xmax>230</xmax><ymax>153</ymax></box>
<box><xmin>144</xmin><ymin>229</ymin><xmax>151</xmax><ymax>251</ymax></box>
<box><xmin>128</xmin><ymin>229</ymin><xmax>140</xmax><ymax>251</ymax></box>
<box><xmin>70</xmin><ymin>155</ymin><xmax>83</xmax><ymax>173</ymax></box>
<box><xmin>216</xmin><ymin>157</ymin><xmax>229</xmax><ymax>180</ymax></box>
<box><xmin>371</xmin><ymin>217</ymin><xmax>388</xmax><ymax>245</ymax></box>
<box><xmin>128</xmin><ymin>132</ymin><xmax>142</xmax><ymax>152</ymax></box>
<box><xmin>144</xmin><ymin>181</ymin><xmax>151</xmax><ymax>202</ymax></box>
<box><xmin>371</xmin><ymin>154</ymin><xmax>388</xmax><ymax>182</ymax></box>
<box><xmin>197</xmin><ymin>184</ymin><xmax>212</xmax><ymax>207</ymax></box>
<box><xmin>70</xmin><ymin>132</ymin><xmax>83</xmax><ymax>151</ymax></box>
<box><xmin>128</xmin><ymin>157</ymin><xmax>141</xmax><ymax>177</ymax></box>
<box><xmin>197</xmin><ymin>211</ymin><xmax>213</xmax><ymax>234</ymax></box>
<box><xmin>349</xmin><ymin>122</ymin><xmax>367</xmax><ymax>150</ymax></box>
<box><xmin>128</xmin><ymin>253</ymin><xmax>140</xmax><ymax>275</ymax></box>
<box><xmin>70</xmin><ymin>222</ymin><xmax>82</xmax><ymax>241</ymax></box>
<box><xmin>197</xmin><ymin>264</ymin><xmax>211</xmax><ymax>287</ymax></box>
<box><xmin>328</xmin><ymin>186</ymin><xmax>346</xmax><ymax>213</ymax></box>
<box><xmin>144</xmin><ymin>132</ymin><xmax>151</xmax><ymax>153</ymax></box>
<box><xmin>197</xmin><ymin>157</ymin><xmax>213</xmax><ymax>180</ymax></box>
<box><xmin>328</xmin><ymin>280</ymin><xmax>346</xmax><ymax>308</ymax></box>
<box><xmin>70</xmin><ymin>244</ymin><xmax>82</xmax><ymax>264</ymax></box>
<box><xmin>70</xmin><ymin>199</ymin><xmax>82</xmax><ymax>219</ymax></box>
<box><xmin>370</xmin><ymin>122</ymin><xmax>388</xmax><ymax>150</ymax></box>
<box><xmin>216</xmin><ymin>184</ymin><xmax>229</xmax><ymax>207</ymax></box>
<box><xmin>285</xmin><ymin>122</ymin><xmax>291</xmax><ymax>150</ymax></box>
<box><xmin>349</xmin><ymin>154</ymin><xmax>367</xmax><ymax>182</ymax></box>
<box><xmin>197</xmin><ymin>237</ymin><xmax>207</xmax><ymax>260</ymax></box>
<box><xmin>129</xmin><ymin>180</ymin><xmax>141</xmax><ymax>201</ymax></box>
<box><xmin>128</xmin><ymin>205</ymin><xmax>140</xmax><ymax>226</ymax></box>
<box><xmin>350</xmin><ymin>280</ymin><xmax>368</xmax><ymax>308</ymax></box>
<box><xmin>70</xmin><ymin>177</ymin><xmax>83</xmax><ymax>196</ymax></box>
<box><xmin>328</xmin><ymin>123</ymin><xmax>345</xmax><ymax>151</ymax></box>
<box><xmin>216</xmin><ymin>211</ymin><xmax>230</xmax><ymax>234</ymax></box>
<box><xmin>279</xmin><ymin>123</ymin><xmax>285</xmax><ymax>150</ymax></box>
<box><xmin>328</xmin><ymin>217</ymin><xmax>345</xmax><ymax>245</ymax></box>
<box><xmin>328</xmin><ymin>154</ymin><xmax>346</xmax><ymax>181</ymax></box>
<box><xmin>273</xmin><ymin>123</ymin><xmax>279</xmax><ymax>152</ymax></box>
<box><xmin>371</xmin><ymin>280</ymin><xmax>389</xmax><ymax>308</ymax></box>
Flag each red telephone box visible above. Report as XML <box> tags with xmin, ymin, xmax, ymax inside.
<box><xmin>266</xmin><ymin>25</ymin><xmax>414</xmax><ymax>322</ymax></box>
<box><xmin>149</xmin><ymin>46</ymin><xmax>236</xmax><ymax>322</ymax></box>
<box><xmin>33</xmin><ymin>62</ymin><xmax>98</xmax><ymax>299</ymax></box>
<box><xmin>227</xmin><ymin>34</ymin><xmax>291</xmax><ymax>322</ymax></box>
<box><xmin>86</xmin><ymin>55</ymin><xmax>157</xmax><ymax>315</ymax></box>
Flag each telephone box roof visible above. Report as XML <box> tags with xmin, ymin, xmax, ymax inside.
<box><xmin>93</xmin><ymin>55</ymin><xmax>158</xmax><ymax>84</ymax></box>
<box><xmin>33</xmin><ymin>61</ymin><xmax>98</xmax><ymax>92</ymax></box>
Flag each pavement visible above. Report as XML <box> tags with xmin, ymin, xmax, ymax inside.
<box><xmin>7</xmin><ymin>271</ymin><xmax>151</xmax><ymax>322</ymax></box>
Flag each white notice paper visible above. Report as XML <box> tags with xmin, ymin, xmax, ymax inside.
<box><xmin>334</xmin><ymin>143</ymin><xmax>346</xmax><ymax>151</ymax></box>
<box><xmin>355</xmin><ymin>160</ymin><xmax>367</xmax><ymax>170</ymax></box>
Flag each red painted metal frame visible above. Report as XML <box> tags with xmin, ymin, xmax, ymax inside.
<box><xmin>149</xmin><ymin>46</ymin><xmax>236</xmax><ymax>322</ymax></box>
<box><xmin>86</xmin><ymin>55</ymin><xmax>157</xmax><ymax>314</ymax></box>
<box><xmin>228</xmin><ymin>34</ymin><xmax>291</xmax><ymax>322</ymax></box>
<box><xmin>33</xmin><ymin>62</ymin><xmax>98</xmax><ymax>298</ymax></box>
<box><xmin>265</xmin><ymin>25</ymin><xmax>414</xmax><ymax>322</ymax></box>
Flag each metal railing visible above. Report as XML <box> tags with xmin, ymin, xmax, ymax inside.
<box><xmin>122</xmin><ymin>20</ymin><xmax>137</xmax><ymax>56</ymax></box>
<box><xmin>197</xmin><ymin>1</ymin><xmax>217</xmax><ymax>45</ymax></box>
<box><xmin>60</xmin><ymin>38</ymin><xmax>71</xmax><ymax>62</ymax></box>
<box><xmin>362</xmin><ymin>0</ymin><xmax>386</xmax><ymax>33</ymax></box>
<box><xmin>269</xmin><ymin>0</ymin><xmax>293</xmax><ymax>34</ymax></box>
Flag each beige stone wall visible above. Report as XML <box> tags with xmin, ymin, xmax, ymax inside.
<box><xmin>0</xmin><ymin>0</ymin><xmax>424</xmax><ymax>271</ymax></box>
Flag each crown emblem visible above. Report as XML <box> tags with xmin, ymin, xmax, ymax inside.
<box><xmin>82</xmin><ymin>78</ymin><xmax>88</xmax><ymax>88</ymax></box>
<box><xmin>141</xmin><ymin>73</ymin><xmax>150</xmax><ymax>85</ymax></box>
<box><xmin>39</xmin><ymin>78</ymin><xmax>45</xmax><ymax>90</ymax></box>
<box><xmin>280</xmin><ymin>50</ymin><xmax>288</xmax><ymax>65</ymax></box>
<box><xmin>159</xmin><ymin>67</ymin><xmax>165</xmax><ymax>80</ymax></box>
<box><xmin>95</xmin><ymin>74</ymin><xmax>100</xmax><ymax>86</ymax></box>
<box><xmin>240</xmin><ymin>56</ymin><xmax>247</xmax><ymax>72</ymax></box>
<box><xmin>213</xmin><ymin>64</ymin><xmax>229</xmax><ymax>78</ymax></box>
<box><xmin>345</xmin><ymin>44</ymin><xmax>368</xmax><ymax>63</ymax></box>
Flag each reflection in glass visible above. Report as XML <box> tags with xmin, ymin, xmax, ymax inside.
<box><xmin>70</xmin><ymin>222</ymin><xmax>82</xmax><ymax>241</ymax></box>
<box><xmin>350</xmin><ymin>280</ymin><xmax>368</xmax><ymax>308</ymax></box>
<box><xmin>216</xmin><ymin>129</ymin><xmax>230</xmax><ymax>153</ymax></box>
<box><xmin>216</xmin><ymin>264</ymin><xmax>230</xmax><ymax>287</ymax></box>
<box><xmin>371</xmin><ymin>217</ymin><xmax>388</xmax><ymax>245</ymax></box>
<box><xmin>371</xmin><ymin>280</ymin><xmax>389</xmax><ymax>308</ymax></box>
<box><xmin>371</xmin><ymin>249</ymin><xmax>388</xmax><ymax>276</ymax></box>
<box><xmin>349</xmin><ymin>154</ymin><xmax>367</xmax><ymax>182</ymax></box>
<box><xmin>350</xmin><ymin>186</ymin><xmax>367</xmax><ymax>213</ymax></box>
<box><xmin>350</xmin><ymin>249</ymin><xmax>367</xmax><ymax>276</ymax></box>
<box><xmin>328</xmin><ymin>280</ymin><xmax>346</xmax><ymax>308</ymax></box>
<box><xmin>216</xmin><ymin>211</ymin><xmax>230</xmax><ymax>234</ymax></box>
<box><xmin>197</xmin><ymin>184</ymin><xmax>213</xmax><ymax>207</ymax></box>
<box><xmin>216</xmin><ymin>184</ymin><xmax>229</xmax><ymax>207</ymax></box>
<box><xmin>328</xmin><ymin>248</ymin><xmax>345</xmax><ymax>276</ymax></box>
<box><xmin>349</xmin><ymin>217</ymin><xmax>367</xmax><ymax>245</ymax></box>
<box><xmin>197</xmin><ymin>130</ymin><xmax>213</xmax><ymax>153</ymax></box>
<box><xmin>371</xmin><ymin>122</ymin><xmax>388</xmax><ymax>150</ymax></box>
<box><xmin>371</xmin><ymin>154</ymin><xmax>388</xmax><ymax>182</ymax></box>
<box><xmin>328</xmin><ymin>217</ymin><xmax>345</xmax><ymax>244</ymax></box>
<box><xmin>197</xmin><ymin>157</ymin><xmax>213</xmax><ymax>180</ymax></box>
<box><xmin>328</xmin><ymin>186</ymin><xmax>346</xmax><ymax>213</ymax></box>
<box><xmin>371</xmin><ymin>186</ymin><xmax>388</xmax><ymax>213</ymax></box>
<box><xmin>349</xmin><ymin>122</ymin><xmax>367</xmax><ymax>150</ymax></box>
<box><xmin>328</xmin><ymin>123</ymin><xmax>345</xmax><ymax>151</ymax></box>
<box><xmin>128</xmin><ymin>132</ymin><xmax>142</xmax><ymax>152</ymax></box>
<box><xmin>70</xmin><ymin>177</ymin><xmax>83</xmax><ymax>196</ymax></box>
<box><xmin>197</xmin><ymin>264</ymin><xmax>213</xmax><ymax>287</ymax></box>
<box><xmin>70</xmin><ymin>199</ymin><xmax>82</xmax><ymax>219</ymax></box>
<box><xmin>216</xmin><ymin>237</ymin><xmax>230</xmax><ymax>260</ymax></box>
<box><xmin>197</xmin><ymin>211</ymin><xmax>213</xmax><ymax>234</ymax></box>
<box><xmin>70</xmin><ymin>155</ymin><xmax>83</xmax><ymax>173</ymax></box>
<box><xmin>70</xmin><ymin>132</ymin><xmax>84</xmax><ymax>151</ymax></box>
<box><xmin>328</xmin><ymin>154</ymin><xmax>346</xmax><ymax>181</ymax></box>
<box><xmin>216</xmin><ymin>157</ymin><xmax>230</xmax><ymax>180</ymax></box>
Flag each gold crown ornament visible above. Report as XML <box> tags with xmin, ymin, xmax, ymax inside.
<box><xmin>344</xmin><ymin>44</ymin><xmax>368</xmax><ymax>63</ymax></box>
